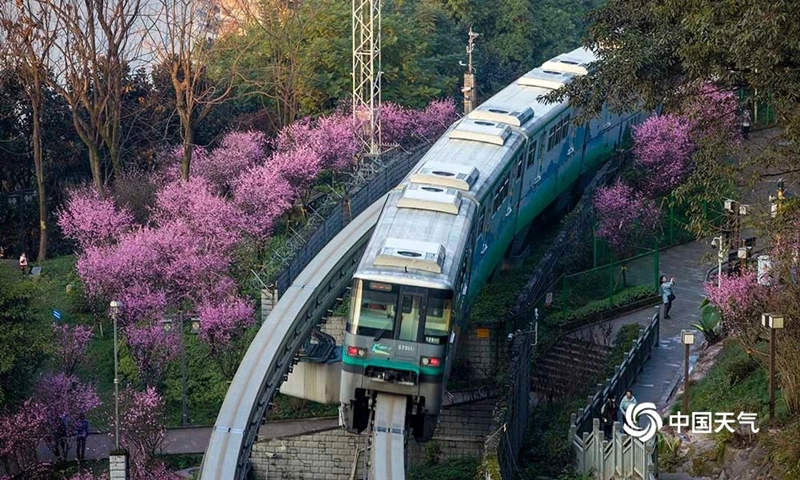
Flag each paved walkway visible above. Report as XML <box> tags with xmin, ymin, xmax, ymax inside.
<box><xmin>574</xmin><ymin>240</ymin><xmax>710</xmax><ymax>409</ymax></box>
<box><xmin>36</xmin><ymin>417</ymin><xmax>338</xmax><ymax>462</ymax></box>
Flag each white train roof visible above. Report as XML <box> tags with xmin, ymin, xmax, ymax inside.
<box><xmin>354</xmin><ymin>47</ymin><xmax>596</xmax><ymax>290</ymax></box>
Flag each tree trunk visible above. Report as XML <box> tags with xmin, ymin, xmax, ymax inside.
<box><xmin>181</xmin><ymin>119</ymin><xmax>194</xmax><ymax>181</ymax></box>
<box><xmin>31</xmin><ymin>101</ymin><xmax>47</xmax><ymax>261</ymax></box>
<box><xmin>88</xmin><ymin>144</ymin><xmax>104</xmax><ymax>196</ymax></box>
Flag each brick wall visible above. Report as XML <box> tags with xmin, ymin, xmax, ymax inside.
<box><xmin>250</xmin><ymin>401</ymin><xmax>496</xmax><ymax>479</ymax></box>
<box><xmin>454</xmin><ymin>324</ymin><xmax>499</xmax><ymax>380</ymax></box>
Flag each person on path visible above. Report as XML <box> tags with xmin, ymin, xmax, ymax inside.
<box><xmin>600</xmin><ymin>396</ymin><xmax>618</xmax><ymax>440</ymax></box>
<box><xmin>55</xmin><ymin>413</ymin><xmax>70</xmax><ymax>461</ymax></box>
<box><xmin>75</xmin><ymin>414</ymin><xmax>89</xmax><ymax>462</ymax></box>
<box><xmin>619</xmin><ymin>389</ymin><xmax>637</xmax><ymax>422</ymax></box>
<box><xmin>660</xmin><ymin>275</ymin><xmax>676</xmax><ymax>319</ymax></box>
<box><xmin>19</xmin><ymin>252</ymin><xmax>28</xmax><ymax>275</ymax></box>
<box><xmin>741</xmin><ymin>108</ymin><xmax>752</xmax><ymax>139</ymax></box>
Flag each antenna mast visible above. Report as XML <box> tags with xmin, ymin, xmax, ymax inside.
<box><xmin>461</xmin><ymin>27</ymin><xmax>480</xmax><ymax>114</ymax></box>
<box><xmin>352</xmin><ymin>0</ymin><xmax>382</xmax><ymax>156</ymax></box>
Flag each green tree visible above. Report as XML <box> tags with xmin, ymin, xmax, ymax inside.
<box><xmin>0</xmin><ymin>282</ymin><xmax>48</xmax><ymax>407</ymax></box>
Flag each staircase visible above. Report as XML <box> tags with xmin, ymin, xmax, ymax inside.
<box><xmin>532</xmin><ymin>338</ymin><xmax>612</xmax><ymax>401</ymax></box>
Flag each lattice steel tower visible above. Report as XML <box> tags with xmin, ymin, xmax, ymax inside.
<box><xmin>352</xmin><ymin>0</ymin><xmax>382</xmax><ymax>156</ymax></box>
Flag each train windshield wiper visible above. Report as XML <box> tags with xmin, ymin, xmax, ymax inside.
<box><xmin>374</xmin><ymin>329</ymin><xmax>387</xmax><ymax>341</ymax></box>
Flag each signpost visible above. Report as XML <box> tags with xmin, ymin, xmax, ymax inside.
<box><xmin>51</xmin><ymin>309</ymin><xmax>62</xmax><ymax>321</ymax></box>
<box><xmin>109</xmin><ymin>452</ymin><xmax>129</xmax><ymax>480</ymax></box>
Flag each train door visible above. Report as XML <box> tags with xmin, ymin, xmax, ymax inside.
<box><xmin>394</xmin><ymin>288</ymin><xmax>425</xmax><ymax>364</ymax></box>
<box><xmin>512</xmin><ymin>149</ymin><xmax>525</xmax><ymax>212</ymax></box>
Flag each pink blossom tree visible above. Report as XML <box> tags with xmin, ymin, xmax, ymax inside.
<box><xmin>594</xmin><ymin>181</ymin><xmax>660</xmax><ymax>251</ymax></box>
<box><xmin>125</xmin><ymin>324</ymin><xmax>180</xmax><ymax>387</ymax></box>
<box><xmin>234</xmin><ymin>163</ymin><xmax>296</xmax><ymax>239</ymax></box>
<box><xmin>631</xmin><ymin>114</ymin><xmax>695</xmax><ymax>197</ymax></box>
<box><xmin>0</xmin><ymin>399</ymin><xmax>49</xmax><ymax>473</ymax></box>
<box><xmin>52</xmin><ymin>323</ymin><xmax>93</xmax><ymax>375</ymax></box>
<box><xmin>116</xmin><ymin>387</ymin><xmax>176</xmax><ymax>478</ymax></box>
<box><xmin>682</xmin><ymin>83</ymin><xmax>741</xmax><ymax>145</ymax></box>
<box><xmin>703</xmin><ymin>271</ymin><xmax>766</xmax><ymax>331</ymax></box>
<box><xmin>35</xmin><ymin>373</ymin><xmax>100</xmax><ymax>459</ymax></box>
<box><xmin>57</xmin><ymin>187</ymin><xmax>135</xmax><ymax>250</ymax></box>
<box><xmin>412</xmin><ymin>98</ymin><xmax>459</xmax><ymax>140</ymax></box>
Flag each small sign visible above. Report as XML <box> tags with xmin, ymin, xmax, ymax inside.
<box><xmin>109</xmin><ymin>454</ymin><xmax>128</xmax><ymax>480</ymax></box>
<box><xmin>51</xmin><ymin>309</ymin><xmax>62</xmax><ymax>321</ymax></box>
<box><xmin>476</xmin><ymin>328</ymin><xmax>490</xmax><ymax>339</ymax></box>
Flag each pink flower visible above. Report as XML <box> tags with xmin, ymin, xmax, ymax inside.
<box><xmin>594</xmin><ymin>181</ymin><xmax>660</xmax><ymax>250</ymax></box>
<box><xmin>196</xmin><ymin>297</ymin><xmax>255</xmax><ymax>348</ymax></box>
<box><xmin>58</xmin><ymin>186</ymin><xmax>135</xmax><ymax>250</ymax></box>
<box><xmin>234</xmin><ymin>163</ymin><xmax>296</xmax><ymax>238</ymax></box>
<box><xmin>52</xmin><ymin>323</ymin><xmax>93</xmax><ymax>375</ymax></box>
<box><xmin>704</xmin><ymin>271</ymin><xmax>765</xmax><ymax>324</ymax></box>
<box><xmin>125</xmin><ymin>323</ymin><xmax>180</xmax><ymax>386</ymax></box>
<box><xmin>632</xmin><ymin>114</ymin><xmax>694</xmax><ymax>197</ymax></box>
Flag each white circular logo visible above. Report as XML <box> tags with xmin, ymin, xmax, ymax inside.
<box><xmin>623</xmin><ymin>402</ymin><xmax>662</xmax><ymax>441</ymax></box>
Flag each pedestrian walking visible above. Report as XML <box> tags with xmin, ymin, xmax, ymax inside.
<box><xmin>18</xmin><ymin>252</ymin><xmax>28</xmax><ymax>275</ymax></box>
<box><xmin>660</xmin><ymin>275</ymin><xmax>676</xmax><ymax>319</ymax></box>
<box><xmin>741</xmin><ymin>108</ymin><xmax>752</xmax><ymax>139</ymax></box>
<box><xmin>75</xmin><ymin>413</ymin><xmax>89</xmax><ymax>462</ymax></box>
<box><xmin>619</xmin><ymin>389</ymin><xmax>637</xmax><ymax>421</ymax></box>
<box><xmin>55</xmin><ymin>413</ymin><xmax>70</xmax><ymax>461</ymax></box>
<box><xmin>600</xmin><ymin>396</ymin><xmax>618</xmax><ymax>440</ymax></box>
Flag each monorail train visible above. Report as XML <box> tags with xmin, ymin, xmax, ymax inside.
<box><xmin>340</xmin><ymin>47</ymin><xmax>646</xmax><ymax>440</ymax></box>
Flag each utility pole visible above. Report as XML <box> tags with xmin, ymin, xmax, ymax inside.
<box><xmin>460</xmin><ymin>27</ymin><xmax>480</xmax><ymax>114</ymax></box>
<box><xmin>352</xmin><ymin>0</ymin><xmax>382</xmax><ymax>156</ymax></box>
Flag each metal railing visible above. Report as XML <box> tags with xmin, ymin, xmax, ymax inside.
<box><xmin>567</xmin><ymin>312</ymin><xmax>660</xmax><ymax>479</ymax></box>
<box><xmin>570</xmin><ymin>312</ymin><xmax>660</xmax><ymax>436</ymax></box>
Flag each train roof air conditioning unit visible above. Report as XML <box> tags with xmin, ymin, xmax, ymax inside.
<box><xmin>397</xmin><ymin>184</ymin><xmax>462</xmax><ymax>215</ymax></box>
<box><xmin>410</xmin><ymin>163</ymin><xmax>479</xmax><ymax>191</ymax></box>
<box><xmin>449</xmin><ymin>118</ymin><xmax>511</xmax><ymax>146</ymax></box>
<box><xmin>374</xmin><ymin>238</ymin><xmax>446</xmax><ymax>274</ymax></box>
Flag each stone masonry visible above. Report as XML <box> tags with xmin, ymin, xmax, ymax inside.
<box><xmin>251</xmin><ymin>400</ymin><xmax>497</xmax><ymax>480</ymax></box>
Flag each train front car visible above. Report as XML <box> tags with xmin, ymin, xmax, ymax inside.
<box><xmin>340</xmin><ymin>277</ymin><xmax>453</xmax><ymax>441</ymax></box>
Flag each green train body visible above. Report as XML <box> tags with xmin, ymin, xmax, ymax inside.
<box><xmin>340</xmin><ymin>47</ymin><xmax>646</xmax><ymax>440</ymax></box>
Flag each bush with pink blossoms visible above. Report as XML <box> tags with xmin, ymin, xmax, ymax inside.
<box><xmin>58</xmin><ymin>187</ymin><xmax>135</xmax><ymax>250</ymax></box>
<box><xmin>0</xmin><ymin>399</ymin><xmax>49</xmax><ymax>471</ymax></box>
<box><xmin>196</xmin><ymin>298</ymin><xmax>256</xmax><ymax>351</ymax></box>
<box><xmin>68</xmin><ymin>472</ymin><xmax>109</xmax><ymax>480</ymax></box>
<box><xmin>265</xmin><ymin>146</ymin><xmax>323</xmax><ymax>190</ymax></box>
<box><xmin>380</xmin><ymin>102</ymin><xmax>417</xmax><ymax>145</ymax></box>
<box><xmin>703</xmin><ymin>271</ymin><xmax>765</xmax><ymax>328</ymax></box>
<box><xmin>594</xmin><ymin>181</ymin><xmax>660</xmax><ymax>251</ymax></box>
<box><xmin>35</xmin><ymin>372</ymin><xmax>100</xmax><ymax>458</ymax></box>
<box><xmin>117</xmin><ymin>387</ymin><xmax>176</xmax><ymax>478</ymax></box>
<box><xmin>631</xmin><ymin>114</ymin><xmax>694</xmax><ymax>197</ymax></box>
<box><xmin>52</xmin><ymin>323</ymin><xmax>93</xmax><ymax>375</ymax></box>
<box><xmin>682</xmin><ymin>83</ymin><xmax>741</xmax><ymax>145</ymax></box>
<box><xmin>234</xmin><ymin>163</ymin><xmax>296</xmax><ymax>238</ymax></box>
<box><xmin>413</xmin><ymin>98</ymin><xmax>459</xmax><ymax>139</ymax></box>
<box><xmin>125</xmin><ymin>323</ymin><xmax>180</xmax><ymax>387</ymax></box>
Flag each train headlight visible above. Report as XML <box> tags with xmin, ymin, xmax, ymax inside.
<box><xmin>346</xmin><ymin>346</ymin><xmax>367</xmax><ymax>357</ymax></box>
<box><xmin>421</xmin><ymin>356</ymin><xmax>441</xmax><ymax>367</ymax></box>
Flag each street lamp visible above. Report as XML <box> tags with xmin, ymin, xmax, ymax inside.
<box><xmin>711</xmin><ymin>236</ymin><xmax>726</xmax><ymax>288</ymax></box>
<box><xmin>681</xmin><ymin>329</ymin><xmax>695</xmax><ymax>413</ymax></box>
<box><xmin>762</xmin><ymin>313</ymin><xmax>785</xmax><ymax>422</ymax></box>
<box><xmin>160</xmin><ymin>314</ymin><xmax>201</xmax><ymax>426</ymax></box>
<box><xmin>109</xmin><ymin>300</ymin><xmax>122</xmax><ymax>450</ymax></box>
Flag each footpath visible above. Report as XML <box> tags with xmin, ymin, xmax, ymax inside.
<box><xmin>574</xmin><ymin>240</ymin><xmax>710</xmax><ymax>410</ymax></box>
<box><xmin>35</xmin><ymin>417</ymin><xmax>338</xmax><ymax>463</ymax></box>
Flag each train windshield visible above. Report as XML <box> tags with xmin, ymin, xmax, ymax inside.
<box><xmin>424</xmin><ymin>290</ymin><xmax>452</xmax><ymax>344</ymax></box>
<box><xmin>351</xmin><ymin>280</ymin><xmax>397</xmax><ymax>338</ymax></box>
<box><xmin>348</xmin><ymin>280</ymin><xmax>452</xmax><ymax>342</ymax></box>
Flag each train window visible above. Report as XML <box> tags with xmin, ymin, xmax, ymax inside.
<box><xmin>351</xmin><ymin>281</ymin><xmax>397</xmax><ymax>338</ymax></box>
<box><xmin>515</xmin><ymin>155</ymin><xmax>524</xmax><ymax>179</ymax></box>
<box><xmin>547</xmin><ymin>116</ymin><xmax>571</xmax><ymax>151</ymax></box>
<box><xmin>526</xmin><ymin>140</ymin><xmax>537</xmax><ymax>167</ymax></box>
<box><xmin>424</xmin><ymin>290</ymin><xmax>452</xmax><ymax>344</ymax></box>
<box><xmin>398</xmin><ymin>294</ymin><xmax>422</xmax><ymax>341</ymax></box>
<box><xmin>493</xmin><ymin>177</ymin><xmax>509</xmax><ymax>212</ymax></box>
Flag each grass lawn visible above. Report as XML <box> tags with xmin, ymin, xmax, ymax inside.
<box><xmin>673</xmin><ymin>339</ymin><xmax>789</xmax><ymax>424</ymax></box>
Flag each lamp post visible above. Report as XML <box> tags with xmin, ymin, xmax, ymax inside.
<box><xmin>109</xmin><ymin>300</ymin><xmax>122</xmax><ymax>450</ymax></box>
<box><xmin>762</xmin><ymin>313</ymin><xmax>785</xmax><ymax>422</ymax></box>
<box><xmin>161</xmin><ymin>314</ymin><xmax>200</xmax><ymax>426</ymax></box>
<box><xmin>712</xmin><ymin>236</ymin><xmax>726</xmax><ymax>288</ymax></box>
<box><xmin>681</xmin><ymin>329</ymin><xmax>695</xmax><ymax>413</ymax></box>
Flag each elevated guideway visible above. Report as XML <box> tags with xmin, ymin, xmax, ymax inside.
<box><xmin>200</xmin><ymin>196</ymin><xmax>387</xmax><ymax>480</ymax></box>
<box><xmin>370</xmin><ymin>393</ymin><xmax>408</xmax><ymax>480</ymax></box>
